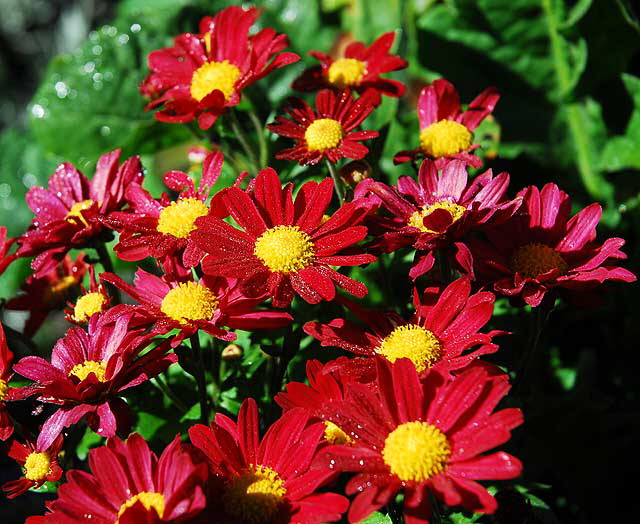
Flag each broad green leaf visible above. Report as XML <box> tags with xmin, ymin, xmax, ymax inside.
<box><xmin>357</xmin><ymin>512</ymin><xmax>393</xmax><ymax>524</ymax></box>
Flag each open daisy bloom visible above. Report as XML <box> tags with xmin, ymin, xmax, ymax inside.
<box><xmin>64</xmin><ymin>265</ymin><xmax>110</xmax><ymax>325</ymax></box>
<box><xmin>192</xmin><ymin>168</ymin><xmax>376</xmax><ymax>308</ymax></box>
<box><xmin>0</xmin><ymin>323</ymin><xmax>15</xmax><ymax>440</ymax></box>
<box><xmin>468</xmin><ymin>183</ymin><xmax>636</xmax><ymax>307</ymax></box>
<box><xmin>33</xmin><ymin>433</ymin><xmax>208</xmax><ymax>523</ymax></box>
<box><xmin>2</xmin><ymin>435</ymin><xmax>64</xmax><ymax>498</ymax></box>
<box><xmin>292</xmin><ymin>32</ymin><xmax>407</xmax><ymax>103</ymax></box>
<box><xmin>394</xmin><ymin>78</ymin><xmax>499</xmax><ymax>168</ymax></box>
<box><xmin>316</xmin><ymin>359</ymin><xmax>523</xmax><ymax>523</ymax></box>
<box><xmin>142</xmin><ymin>6</ymin><xmax>299</xmax><ymax>129</ymax></box>
<box><xmin>189</xmin><ymin>398</ymin><xmax>349</xmax><ymax>523</ymax></box>
<box><xmin>17</xmin><ymin>150</ymin><xmax>143</xmax><ymax>276</ymax></box>
<box><xmin>267</xmin><ymin>89</ymin><xmax>378</xmax><ymax>165</ymax></box>
<box><xmin>13</xmin><ymin>309</ymin><xmax>176</xmax><ymax>450</ymax></box>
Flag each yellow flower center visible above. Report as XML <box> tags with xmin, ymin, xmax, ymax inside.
<box><xmin>0</xmin><ymin>379</ymin><xmax>8</xmax><ymax>401</ymax></box>
<box><xmin>68</xmin><ymin>360</ymin><xmax>107</xmax><ymax>382</ymax></box>
<box><xmin>43</xmin><ymin>275</ymin><xmax>77</xmax><ymax>305</ymax></box>
<box><xmin>224</xmin><ymin>465</ymin><xmax>287</xmax><ymax>524</ymax></box>
<box><xmin>24</xmin><ymin>452</ymin><xmax>51</xmax><ymax>481</ymax></box>
<box><xmin>118</xmin><ymin>492</ymin><xmax>165</xmax><ymax>520</ymax></box>
<box><xmin>160</xmin><ymin>282</ymin><xmax>218</xmax><ymax>324</ymax></box>
<box><xmin>408</xmin><ymin>201</ymin><xmax>466</xmax><ymax>233</ymax></box>
<box><xmin>66</xmin><ymin>199</ymin><xmax>95</xmax><ymax>226</ymax></box>
<box><xmin>323</xmin><ymin>421</ymin><xmax>354</xmax><ymax>445</ymax></box>
<box><xmin>510</xmin><ymin>242</ymin><xmax>568</xmax><ymax>278</ymax></box>
<box><xmin>327</xmin><ymin>58</ymin><xmax>366</xmax><ymax>88</ymax></box>
<box><xmin>190</xmin><ymin>60</ymin><xmax>241</xmax><ymax>102</ymax></box>
<box><xmin>72</xmin><ymin>292</ymin><xmax>106</xmax><ymax>323</ymax></box>
<box><xmin>304</xmin><ymin>118</ymin><xmax>344</xmax><ymax>152</ymax></box>
<box><xmin>254</xmin><ymin>225</ymin><xmax>315</xmax><ymax>274</ymax></box>
<box><xmin>382</xmin><ymin>421</ymin><xmax>450</xmax><ymax>482</ymax></box>
<box><xmin>156</xmin><ymin>198</ymin><xmax>209</xmax><ymax>239</ymax></box>
<box><xmin>419</xmin><ymin>119</ymin><xmax>472</xmax><ymax>158</ymax></box>
<box><xmin>377</xmin><ymin>324</ymin><xmax>443</xmax><ymax>372</ymax></box>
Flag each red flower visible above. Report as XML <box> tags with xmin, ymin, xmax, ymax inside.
<box><xmin>2</xmin><ymin>434</ymin><xmax>64</xmax><ymax>498</ymax></box>
<box><xmin>101</xmin><ymin>268</ymin><xmax>292</xmax><ymax>348</ymax></box>
<box><xmin>305</xmin><ymin>278</ymin><xmax>502</xmax><ymax>379</ymax></box>
<box><xmin>189</xmin><ymin>398</ymin><xmax>349</xmax><ymax>523</ymax></box>
<box><xmin>17</xmin><ymin>150</ymin><xmax>143</xmax><ymax>276</ymax></box>
<box><xmin>34</xmin><ymin>433</ymin><xmax>208</xmax><ymax>523</ymax></box>
<box><xmin>13</xmin><ymin>309</ymin><xmax>176</xmax><ymax>450</ymax></box>
<box><xmin>268</xmin><ymin>89</ymin><xmax>378</xmax><ymax>165</ymax></box>
<box><xmin>468</xmin><ymin>183</ymin><xmax>637</xmax><ymax>306</ymax></box>
<box><xmin>64</xmin><ymin>265</ymin><xmax>111</xmax><ymax>325</ymax></box>
<box><xmin>192</xmin><ymin>168</ymin><xmax>376</xmax><ymax>308</ymax></box>
<box><xmin>394</xmin><ymin>79</ymin><xmax>499</xmax><ymax>168</ymax></box>
<box><xmin>0</xmin><ymin>226</ymin><xmax>17</xmax><ymax>276</ymax></box>
<box><xmin>292</xmin><ymin>32</ymin><xmax>407</xmax><ymax>103</ymax></box>
<box><xmin>357</xmin><ymin>159</ymin><xmax>520</xmax><ymax>278</ymax></box>
<box><xmin>316</xmin><ymin>360</ymin><xmax>523</xmax><ymax>523</ymax></box>
<box><xmin>0</xmin><ymin>323</ymin><xmax>15</xmax><ymax>440</ymax></box>
<box><xmin>143</xmin><ymin>6</ymin><xmax>299</xmax><ymax>129</ymax></box>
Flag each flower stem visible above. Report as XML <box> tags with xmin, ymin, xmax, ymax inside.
<box><xmin>152</xmin><ymin>374</ymin><xmax>188</xmax><ymax>413</ymax></box>
<box><xmin>248</xmin><ymin>109</ymin><xmax>268</xmax><ymax>168</ymax></box>
<box><xmin>325</xmin><ymin>159</ymin><xmax>345</xmax><ymax>204</ymax></box>
<box><xmin>190</xmin><ymin>332</ymin><xmax>210</xmax><ymax>425</ymax></box>
<box><xmin>94</xmin><ymin>241</ymin><xmax>121</xmax><ymax>304</ymax></box>
<box><xmin>229</xmin><ymin>110</ymin><xmax>259</xmax><ymax>171</ymax></box>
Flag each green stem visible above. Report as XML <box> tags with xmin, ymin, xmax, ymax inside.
<box><xmin>190</xmin><ymin>333</ymin><xmax>210</xmax><ymax>425</ymax></box>
<box><xmin>513</xmin><ymin>302</ymin><xmax>553</xmax><ymax>396</ymax></box>
<box><xmin>325</xmin><ymin>159</ymin><xmax>345</xmax><ymax>204</ymax></box>
<box><xmin>152</xmin><ymin>374</ymin><xmax>188</xmax><ymax>413</ymax></box>
<box><xmin>229</xmin><ymin>110</ymin><xmax>259</xmax><ymax>171</ymax></box>
<box><xmin>248</xmin><ymin>109</ymin><xmax>268</xmax><ymax>168</ymax></box>
<box><xmin>94</xmin><ymin>242</ymin><xmax>121</xmax><ymax>304</ymax></box>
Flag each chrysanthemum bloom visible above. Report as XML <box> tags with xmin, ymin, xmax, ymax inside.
<box><xmin>292</xmin><ymin>32</ymin><xmax>407</xmax><ymax>103</ymax></box>
<box><xmin>189</xmin><ymin>398</ymin><xmax>349</xmax><ymax>523</ymax></box>
<box><xmin>17</xmin><ymin>150</ymin><xmax>143</xmax><ymax>276</ymax></box>
<box><xmin>13</xmin><ymin>309</ymin><xmax>176</xmax><ymax>450</ymax></box>
<box><xmin>192</xmin><ymin>168</ymin><xmax>376</xmax><ymax>307</ymax></box>
<box><xmin>2</xmin><ymin>435</ymin><xmax>64</xmax><ymax>498</ymax></box>
<box><xmin>468</xmin><ymin>183</ymin><xmax>636</xmax><ymax>307</ymax></box>
<box><xmin>0</xmin><ymin>226</ymin><xmax>17</xmax><ymax>276</ymax></box>
<box><xmin>316</xmin><ymin>359</ymin><xmax>523</xmax><ymax>522</ymax></box>
<box><xmin>5</xmin><ymin>254</ymin><xmax>89</xmax><ymax>337</ymax></box>
<box><xmin>63</xmin><ymin>264</ymin><xmax>110</xmax><ymax>325</ymax></box>
<box><xmin>357</xmin><ymin>159</ymin><xmax>520</xmax><ymax>278</ymax></box>
<box><xmin>267</xmin><ymin>89</ymin><xmax>379</xmax><ymax>165</ymax></box>
<box><xmin>394</xmin><ymin>79</ymin><xmax>499</xmax><ymax>168</ymax></box>
<box><xmin>0</xmin><ymin>323</ymin><xmax>15</xmax><ymax>440</ymax></box>
<box><xmin>34</xmin><ymin>433</ymin><xmax>208</xmax><ymax>523</ymax></box>
<box><xmin>101</xmin><ymin>269</ymin><xmax>292</xmax><ymax>348</ymax></box>
<box><xmin>103</xmin><ymin>151</ymin><xmax>225</xmax><ymax>267</ymax></box>
<box><xmin>305</xmin><ymin>278</ymin><xmax>501</xmax><ymax>380</ymax></box>
<box><xmin>142</xmin><ymin>6</ymin><xmax>299</xmax><ymax>129</ymax></box>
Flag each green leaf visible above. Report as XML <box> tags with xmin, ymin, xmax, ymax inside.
<box><xmin>357</xmin><ymin>511</ymin><xmax>393</xmax><ymax>524</ymax></box>
<box><xmin>76</xmin><ymin>426</ymin><xmax>104</xmax><ymax>460</ymax></box>
<box><xmin>135</xmin><ymin>411</ymin><xmax>166</xmax><ymax>440</ymax></box>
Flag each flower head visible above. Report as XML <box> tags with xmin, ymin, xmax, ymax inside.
<box><xmin>64</xmin><ymin>265</ymin><xmax>110</xmax><ymax>324</ymax></box>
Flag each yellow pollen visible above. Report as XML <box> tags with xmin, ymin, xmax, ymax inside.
<box><xmin>254</xmin><ymin>225</ymin><xmax>315</xmax><ymax>274</ymax></box>
<box><xmin>224</xmin><ymin>465</ymin><xmax>287</xmax><ymax>524</ymax></box>
<box><xmin>24</xmin><ymin>452</ymin><xmax>51</xmax><ymax>481</ymax></box>
<box><xmin>323</xmin><ymin>421</ymin><xmax>354</xmax><ymax>445</ymax></box>
<box><xmin>66</xmin><ymin>199</ymin><xmax>94</xmax><ymax>226</ymax></box>
<box><xmin>190</xmin><ymin>60</ymin><xmax>241</xmax><ymax>102</ymax></box>
<box><xmin>327</xmin><ymin>58</ymin><xmax>366</xmax><ymax>88</ymax></box>
<box><xmin>118</xmin><ymin>492</ymin><xmax>165</xmax><ymax>519</ymax></box>
<box><xmin>419</xmin><ymin>119</ymin><xmax>472</xmax><ymax>158</ymax></box>
<box><xmin>377</xmin><ymin>324</ymin><xmax>443</xmax><ymax>372</ymax></box>
<box><xmin>382</xmin><ymin>421</ymin><xmax>450</xmax><ymax>482</ymax></box>
<box><xmin>156</xmin><ymin>198</ymin><xmax>209</xmax><ymax>239</ymax></box>
<box><xmin>511</xmin><ymin>242</ymin><xmax>568</xmax><ymax>278</ymax></box>
<box><xmin>69</xmin><ymin>360</ymin><xmax>107</xmax><ymax>382</ymax></box>
<box><xmin>72</xmin><ymin>292</ymin><xmax>106</xmax><ymax>323</ymax></box>
<box><xmin>0</xmin><ymin>379</ymin><xmax>7</xmax><ymax>400</ymax></box>
<box><xmin>304</xmin><ymin>118</ymin><xmax>344</xmax><ymax>152</ymax></box>
<box><xmin>160</xmin><ymin>282</ymin><xmax>218</xmax><ymax>324</ymax></box>
<box><xmin>408</xmin><ymin>201</ymin><xmax>466</xmax><ymax>233</ymax></box>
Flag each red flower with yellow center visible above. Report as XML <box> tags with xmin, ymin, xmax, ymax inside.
<box><xmin>63</xmin><ymin>265</ymin><xmax>110</xmax><ymax>325</ymax></box>
<box><xmin>315</xmin><ymin>359</ymin><xmax>523</xmax><ymax>523</ymax></box>
<box><xmin>192</xmin><ymin>168</ymin><xmax>376</xmax><ymax>308</ymax></box>
<box><xmin>142</xmin><ymin>6</ymin><xmax>299</xmax><ymax>129</ymax></box>
<box><xmin>189</xmin><ymin>398</ymin><xmax>349</xmax><ymax>523</ymax></box>
<box><xmin>394</xmin><ymin>78</ymin><xmax>499</xmax><ymax>168</ymax></box>
<box><xmin>292</xmin><ymin>32</ymin><xmax>407</xmax><ymax>103</ymax></box>
<box><xmin>268</xmin><ymin>89</ymin><xmax>379</xmax><ymax>165</ymax></box>
<box><xmin>0</xmin><ymin>323</ymin><xmax>15</xmax><ymax>441</ymax></box>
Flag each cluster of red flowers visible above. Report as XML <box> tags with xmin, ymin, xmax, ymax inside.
<box><xmin>0</xmin><ymin>5</ymin><xmax>635</xmax><ymax>524</ymax></box>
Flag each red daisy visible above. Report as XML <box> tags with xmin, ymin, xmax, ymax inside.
<box><xmin>34</xmin><ymin>433</ymin><xmax>208</xmax><ymax>523</ymax></box>
<box><xmin>0</xmin><ymin>323</ymin><xmax>15</xmax><ymax>440</ymax></box>
<box><xmin>63</xmin><ymin>265</ymin><xmax>111</xmax><ymax>325</ymax></box>
<box><xmin>101</xmin><ymin>268</ymin><xmax>293</xmax><ymax>348</ymax></box>
<box><xmin>468</xmin><ymin>183</ymin><xmax>637</xmax><ymax>306</ymax></box>
<box><xmin>0</xmin><ymin>226</ymin><xmax>17</xmax><ymax>276</ymax></box>
<box><xmin>2</xmin><ymin>434</ymin><xmax>64</xmax><ymax>498</ymax></box>
<box><xmin>142</xmin><ymin>6</ymin><xmax>299</xmax><ymax>129</ymax></box>
<box><xmin>316</xmin><ymin>359</ymin><xmax>523</xmax><ymax>523</ymax></box>
<box><xmin>17</xmin><ymin>150</ymin><xmax>143</xmax><ymax>276</ymax></box>
<box><xmin>394</xmin><ymin>78</ymin><xmax>499</xmax><ymax>168</ymax></box>
<box><xmin>267</xmin><ymin>89</ymin><xmax>379</xmax><ymax>165</ymax></box>
<box><xmin>13</xmin><ymin>308</ymin><xmax>176</xmax><ymax>450</ymax></box>
<box><xmin>292</xmin><ymin>32</ymin><xmax>407</xmax><ymax>103</ymax></box>
<box><xmin>356</xmin><ymin>159</ymin><xmax>520</xmax><ymax>278</ymax></box>
<box><xmin>189</xmin><ymin>398</ymin><xmax>349</xmax><ymax>523</ymax></box>
<box><xmin>192</xmin><ymin>167</ymin><xmax>376</xmax><ymax>308</ymax></box>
